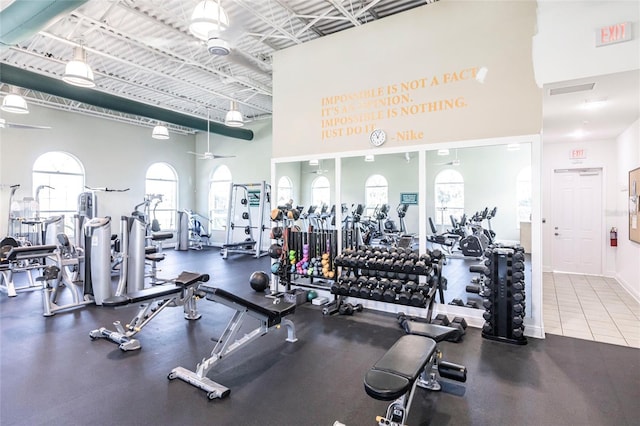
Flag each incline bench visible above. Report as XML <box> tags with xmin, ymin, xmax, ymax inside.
<box><xmin>168</xmin><ymin>285</ymin><xmax>297</xmax><ymax>400</ymax></box>
<box><xmin>89</xmin><ymin>271</ymin><xmax>209</xmax><ymax>351</ymax></box>
<box><xmin>364</xmin><ymin>324</ymin><xmax>467</xmax><ymax>426</ymax></box>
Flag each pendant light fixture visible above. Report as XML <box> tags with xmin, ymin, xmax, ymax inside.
<box><xmin>189</xmin><ymin>0</ymin><xmax>229</xmax><ymax>41</ymax></box>
<box><xmin>1</xmin><ymin>89</ymin><xmax>29</xmax><ymax>114</ymax></box>
<box><xmin>152</xmin><ymin>124</ymin><xmax>170</xmax><ymax>140</ymax></box>
<box><xmin>224</xmin><ymin>100</ymin><xmax>244</xmax><ymax>127</ymax></box>
<box><xmin>63</xmin><ymin>44</ymin><xmax>96</xmax><ymax>88</ymax></box>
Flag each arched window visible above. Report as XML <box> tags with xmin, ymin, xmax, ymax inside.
<box><xmin>434</xmin><ymin>169</ymin><xmax>464</xmax><ymax>226</ymax></box>
<box><xmin>365</xmin><ymin>174</ymin><xmax>388</xmax><ymax>218</ymax></box>
<box><xmin>32</xmin><ymin>151</ymin><xmax>85</xmax><ymax>236</ymax></box>
<box><xmin>209</xmin><ymin>165</ymin><xmax>232</xmax><ymax>230</ymax></box>
<box><xmin>311</xmin><ymin>176</ymin><xmax>330</xmax><ymax>208</ymax></box>
<box><xmin>516</xmin><ymin>166</ymin><xmax>532</xmax><ymax>224</ymax></box>
<box><xmin>277</xmin><ymin>176</ymin><xmax>293</xmax><ymax>207</ymax></box>
<box><xmin>145</xmin><ymin>163</ymin><xmax>178</xmax><ymax>230</ymax></box>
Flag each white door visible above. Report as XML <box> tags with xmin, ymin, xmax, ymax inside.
<box><xmin>551</xmin><ymin>169</ymin><xmax>602</xmax><ymax>275</ymax></box>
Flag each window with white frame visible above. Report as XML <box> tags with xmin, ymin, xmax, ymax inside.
<box><xmin>32</xmin><ymin>151</ymin><xmax>85</xmax><ymax>237</ymax></box>
<box><xmin>311</xmin><ymin>176</ymin><xmax>330</xmax><ymax>208</ymax></box>
<box><xmin>516</xmin><ymin>166</ymin><xmax>532</xmax><ymax>224</ymax></box>
<box><xmin>365</xmin><ymin>174</ymin><xmax>388</xmax><ymax>218</ymax></box>
<box><xmin>145</xmin><ymin>163</ymin><xmax>178</xmax><ymax>230</ymax></box>
<box><xmin>208</xmin><ymin>165</ymin><xmax>232</xmax><ymax>230</ymax></box>
<box><xmin>434</xmin><ymin>169</ymin><xmax>464</xmax><ymax>226</ymax></box>
<box><xmin>277</xmin><ymin>176</ymin><xmax>293</xmax><ymax>207</ymax></box>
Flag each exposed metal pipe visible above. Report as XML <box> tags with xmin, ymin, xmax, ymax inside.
<box><xmin>0</xmin><ymin>64</ymin><xmax>254</xmax><ymax>140</ymax></box>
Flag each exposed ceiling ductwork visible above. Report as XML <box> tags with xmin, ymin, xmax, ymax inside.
<box><xmin>0</xmin><ymin>63</ymin><xmax>254</xmax><ymax>140</ymax></box>
<box><xmin>0</xmin><ymin>0</ymin><xmax>432</xmax><ymax>140</ymax></box>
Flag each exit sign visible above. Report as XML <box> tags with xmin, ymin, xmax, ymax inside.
<box><xmin>570</xmin><ymin>148</ymin><xmax>586</xmax><ymax>160</ymax></box>
<box><xmin>596</xmin><ymin>22</ymin><xmax>632</xmax><ymax>47</ymax></box>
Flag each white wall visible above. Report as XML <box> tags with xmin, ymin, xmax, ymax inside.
<box><xmin>0</xmin><ymin>104</ymin><xmax>196</xmax><ymax>237</ymax></box>
<box><xmin>533</xmin><ymin>0</ymin><xmax>640</xmax><ymax>86</ymax></box>
<box><xmin>194</xmin><ymin>119</ymin><xmax>273</xmax><ymax>244</ymax></box>
<box><xmin>534</xmin><ymin>1</ymin><xmax>640</xmax><ymax>290</ymax></box>
<box><xmin>615</xmin><ymin>119</ymin><xmax>640</xmax><ymax>300</ymax></box>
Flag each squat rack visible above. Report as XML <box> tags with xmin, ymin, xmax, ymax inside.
<box><xmin>221</xmin><ymin>181</ymin><xmax>270</xmax><ymax>259</ymax></box>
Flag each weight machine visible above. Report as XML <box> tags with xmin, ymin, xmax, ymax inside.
<box><xmin>221</xmin><ymin>181</ymin><xmax>270</xmax><ymax>259</ymax></box>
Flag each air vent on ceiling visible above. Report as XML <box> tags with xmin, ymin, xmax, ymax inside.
<box><xmin>549</xmin><ymin>82</ymin><xmax>596</xmax><ymax>96</ymax></box>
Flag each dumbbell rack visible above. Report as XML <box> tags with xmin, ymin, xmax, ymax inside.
<box><xmin>331</xmin><ymin>246</ymin><xmax>445</xmax><ymax>318</ymax></box>
<box><xmin>481</xmin><ymin>245</ymin><xmax>527</xmax><ymax>345</ymax></box>
<box><xmin>276</xmin><ymin>229</ymin><xmax>338</xmax><ymax>292</ymax></box>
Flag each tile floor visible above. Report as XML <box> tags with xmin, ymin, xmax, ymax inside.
<box><xmin>543</xmin><ymin>272</ymin><xmax>640</xmax><ymax>348</ymax></box>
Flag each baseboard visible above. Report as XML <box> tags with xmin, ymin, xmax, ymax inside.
<box><xmin>615</xmin><ymin>274</ymin><xmax>640</xmax><ymax>304</ymax></box>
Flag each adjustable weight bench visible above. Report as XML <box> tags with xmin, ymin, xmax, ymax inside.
<box><xmin>364</xmin><ymin>326</ymin><xmax>467</xmax><ymax>426</ymax></box>
<box><xmin>168</xmin><ymin>285</ymin><xmax>297</xmax><ymax>400</ymax></box>
<box><xmin>89</xmin><ymin>271</ymin><xmax>209</xmax><ymax>351</ymax></box>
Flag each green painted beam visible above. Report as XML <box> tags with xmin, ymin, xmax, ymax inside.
<box><xmin>0</xmin><ymin>64</ymin><xmax>254</xmax><ymax>140</ymax></box>
<box><xmin>0</xmin><ymin>0</ymin><xmax>88</xmax><ymax>48</ymax></box>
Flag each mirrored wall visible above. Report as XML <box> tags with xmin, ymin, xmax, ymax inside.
<box><xmin>273</xmin><ymin>140</ymin><xmax>532</xmax><ymax>317</ymax></box>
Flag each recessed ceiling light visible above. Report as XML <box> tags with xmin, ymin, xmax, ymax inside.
<box><xmin>581</xmin><ymin>98</ymin><xmax>608</xmax><ymax>110</ymax></box>
<box><xmin>568</xmin><ymin>129</ymin><xmax>588</xmax><ymax>139</ymax></box>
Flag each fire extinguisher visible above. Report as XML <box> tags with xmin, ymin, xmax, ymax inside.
<box><xmin>610</xmin><ymin>227</ymin><xmax>618</xmax><ymax>247</ymax></box>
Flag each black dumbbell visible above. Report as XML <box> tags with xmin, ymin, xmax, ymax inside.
<box><xmin>449</xmin><ymin>298</ymin><xmax>465</xmax><ymax>307</ymax></box>
<box><xmin>451</xmin><ymin>317</ymin><xmax>467</xmax><ymax>330</ymax></box>
<box><xmin>409</xmin><ymin>283</ymin><xmax>429</xmax><ymax>307</ymax></box>
<box><xmin>482</xmin><ymin>321</ymin><xmax>493</xmax><ymax>334</ymax></box>
<box><xmin>466</xmin><ymin>285</ymin><xmax>481</xmax><ymax>294</ymax></box>
<box><xmin>512</xmin><ymin>327</ymin><xmax>524</xmax><ymax>338</ymax></box>
<box><xmin>370</xmin><ymin>278</ymin><xmax>390</xmax><ymax>301</ymax></box>
<box><xmin>512</xmin><ymin>303</ymin><xmax>525</xmax><ymax>314</ymax></box>
<box><xmin>512</xmin><ymin>315</ymin><xmax>523</xmax><ymax>327</ymax></box>
<box><xmin>431</xmin><ymin>314</ymin><xmax>450</xmax><ymax>326</ymax></box>
<box><xmin>349</xmin><ymin>277</ymin><xmax>367</xmax><ymax>297</ymax></box>
<box><xmin>339</xmin><ymin>303</ymin><xmax>363</xmax><ymax>316</ymax></box>
<box><xmin>483</xmin><ymin>311</ymin><xmax>492</xmax><ymax>321</ymax></box>
<box><xmin>512</xmin><ymin>261</ymin><xmax>525</xmax><ymax>272</ymax></box>
<box><xmin>512</xmin><ymin>291</ymin><xmax>525</xmax><ymax>303</ymax></box>
<box><xmin>358</xmin><ymin>278</ymin><xmax>377</xmax><ymax>299</ymax></box>
<box><xmin>482</xmin><ymin>298</ymin><xmax>492</xmax><ymax>309</ymax></box>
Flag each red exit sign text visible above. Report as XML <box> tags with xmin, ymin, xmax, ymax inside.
<box><xmin>596</xmin><ymin>22</ymin><xmax>632</xmax><ymax>47</ymax></box>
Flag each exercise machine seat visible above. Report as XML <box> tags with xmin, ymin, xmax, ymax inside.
<box><xmin>200</xmin><ymin>285</ymin><xmax>295</xmax><ymax>327</ymax></box>
<box><xmin>175</xmin><ymin>271</ymin><xmax>209</xmax><ymax>286</ymax></box>
<box><xmin>151</xmin><ymin>232</ymin><xmax>173</xmax><ymax>241</ymax></box>
<box><xmin>364</xmin><ymin>335</ymin><xmax>437</xmax><ymax>401</ymax></box>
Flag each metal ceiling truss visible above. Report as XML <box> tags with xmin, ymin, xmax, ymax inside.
<box><xmin>0</xmin><ymin>0</ymin><xmax>433</xmax><ymax>134</ymax></box>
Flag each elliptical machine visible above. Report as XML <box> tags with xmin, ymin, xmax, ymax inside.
<box><xmin>457</xmin><ymin>210</ymin><xmax>490</xmax><ymax>258</ymax></box>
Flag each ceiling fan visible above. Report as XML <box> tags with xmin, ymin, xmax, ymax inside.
<box><xmin>436</xmin><ymin>149</ymin><xmax>460</xmax><ymax>166</ymax></box>
<box><xmin>0</xmin><ymin>117</ymin><xmax>51</xmax><ymax>130</ymax></box>
<box><xmin>187</xmin><ymin>109</ymin><xmax>235</xmax><ymax>160</ymax></box>
<box><xmin>308</xmin><ymin>161</ymin><xmax>329</xmax><ymax>175</ymax></box>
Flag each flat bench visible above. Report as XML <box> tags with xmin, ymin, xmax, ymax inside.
<box><xmin>90</xmin><ymin>271</ymin><xmax>209</xmax><ymax>351</ymax></box>
<box><xmin>169</xmin><ymin>284</ymin><xmax>297</xmax><ymax>400</ymax></box>
<box><xmin>364</xmin><ymin>330</ymin><xmax>466</xmax><ymax>425</ymax></box>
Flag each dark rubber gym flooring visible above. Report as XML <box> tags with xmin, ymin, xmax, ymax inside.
<box><xmin>1</xmin><ymin>248</ymin><xmax>638</xmax><ymax>426</ymax></box>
